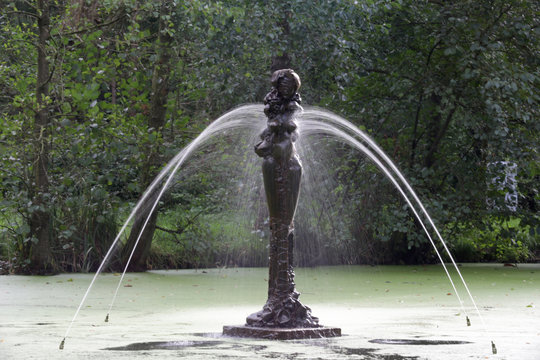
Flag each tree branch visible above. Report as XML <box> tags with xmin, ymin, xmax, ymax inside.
<box><xmin>155</xmin><ymin>225</ymin><xmax>184</xmax><ymax>235</ymax></box>
<box><xmin>409</xmin><ymin>92</ymin><xmax>423</xmax><ymax>169</ymax></box>
<box><xmin>155</xmin><ymin>210</ymin><xmax>204</xmax><ymax>237</ymax></box>
<box><xmin>425</xmin><ymin>104</ymin><xmax>458</xmax><ymax>167</ymax></box>
<box><xmin>5</xmin><ymin>11</ymin><xmax>39</xmax><ymax>19</ymax></box>
<box><xmin>426</xmin><ymin>39</ymin><xmax>442</xmax><ymax>67</ymax></box>
<box><xmin>57</xmin><ymin>13</ymin><xmax>128</xmax><ymax>37</ymax></box>
<box><xmin>38</xmin><ymin>49</ymin><xmax>59</xmax><ymax>89</ymax></box>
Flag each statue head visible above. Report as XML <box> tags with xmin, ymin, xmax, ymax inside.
<box><xmin>271</xmin><ymin>69</ymin><xmax>301</xmax><ymax>99</ymax></box>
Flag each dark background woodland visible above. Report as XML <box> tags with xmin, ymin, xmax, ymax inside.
<box><xmin>0</xmin><ymin>0</ymin><xmax>538</xmax><ymax>274</ymax></box>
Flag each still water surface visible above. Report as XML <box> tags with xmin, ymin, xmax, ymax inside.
<box><xmin>1</xmin><ymin>264</ymin><xmax>538</xmax><ymax>359</ymax></box>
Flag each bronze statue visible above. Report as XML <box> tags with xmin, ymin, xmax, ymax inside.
<box><xmin>248</xmin><ymin>69</ymin><xmax>319</xmax><ymax>328</ymax></box>
<box><xmin>223</xmin><ymin>70</ymin><xmax>339</xmax><ymax>338</ymax></box>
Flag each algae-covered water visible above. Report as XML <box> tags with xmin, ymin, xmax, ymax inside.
<box><xmin>1</xmin><ymin>264</ymin><xmax>539</xmax><ymax>359</ymax></box>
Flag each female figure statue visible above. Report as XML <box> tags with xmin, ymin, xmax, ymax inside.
<box><xmin>249</xmin><ymin>69</ymin><xmax>319</xmax><ymax>328</ymax></box>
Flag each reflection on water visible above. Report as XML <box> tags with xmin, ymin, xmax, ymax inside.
<box><xmin>106</xmin><ymin>333</ymin><xmax>429</xmax><ymax>359</ymax></box>
<box><xmin>370</xmin><ymin>339</ymin><xmax>471</xmax><ymax>345</ymax></box>
<box><xmin>106</xmin><ymin>340</ymin><xmax>223</xmax><ymax>351</ymax></box>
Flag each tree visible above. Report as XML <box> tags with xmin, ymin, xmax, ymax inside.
<box><xmin>27</xmin><ymin>0</ymin><xmax>57</xmax><ymax>273</ymax></box>
<box><xmin>122</xmin><ymin>1</ymin><xmax>174</xmax><ymax>271</ymax></box>
<box><xmin>336</xmin><ymin>0</ymin><xmax>539</xmax><ymax>260</ymax></box>
<box><xmin>0</xmin><ymin>0</ymin><xmax>55</xmax><ymax>273</ymax></box>
<box><xmin>0</xmin><ymin>0</ymin><xmax>536</xmax><ymax>271</ymax></box>
<box><xmin>1</xmin><ymin>0</ymin><xmax>150</xmax><ymax>272</ymax></box>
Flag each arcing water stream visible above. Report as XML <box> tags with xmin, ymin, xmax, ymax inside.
<box><xmin>61</xmin><ymin>104</ymin><xmax>495</xmax><ymax>354</ymax></box>
<box><xmin>60</xmin><ymin>105</ymin><xmax>265</xmax><ymax>349</ymax></box>
<box><xmin>298</xmin><ymin>107</ymin><xmax>495</xmax><ymax>353</ymax></box>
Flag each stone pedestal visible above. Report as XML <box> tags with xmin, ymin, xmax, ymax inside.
<box><xmin>223</xmin><ymin>325</ymin><xmax>341</xmax><ymax>340</ymax></box>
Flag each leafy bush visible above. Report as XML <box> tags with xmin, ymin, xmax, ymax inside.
<box><xmin>147</xmin><ymin>210</ymin><xmax>267</xmax><ymax>269</ymax></box>
<box><xmin>451</xmin><ymin>219</ymin><xmax>535</xmax><ymax>263</ymax></box>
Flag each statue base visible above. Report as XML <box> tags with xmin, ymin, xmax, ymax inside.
<box><xmin>222</xmin><ymin>325</ymin><xmax>341</xmax><ymax>340</ymax></box>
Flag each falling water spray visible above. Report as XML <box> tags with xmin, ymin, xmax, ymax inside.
<box><xmin>61</xmin><ymin>72</ymin><xmax>496</xmax><ymax>354</ymax></box>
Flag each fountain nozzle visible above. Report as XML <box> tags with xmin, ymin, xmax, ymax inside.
<box><xmin>59</xmin><ymin>338</ymin><xmax>65</xmax><ymax>350</ymax></box>
<box><xmin>466</xmin><ymin>316</ymin><xmax>471</xmax><ymax>326</ymax></box>
<box><xmin>491</xmin><ymin>341</ymin><xmax>497</xmax><ymax>354</ymax></box>
<box><xmin>105</xmin><ymin>313</ymin><xmax>109</xmax><ymax>322</ymax></box>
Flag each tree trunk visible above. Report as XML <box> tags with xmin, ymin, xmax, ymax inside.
<box><xmin>270</xmin><ymin>3</ymin><xmax>291</xmax><ymax>73</ymax></box>
<box><xmin>423</xmin><ymin>93</ymin><xmax>442</xmax><ymax>168</ymax></box>
<box><xmin>271</xmin><ymin>54</ymin><xmax>291</xmax><ymax>73</ymax></box>
<box><xmin>122</xmin><ymin>3</ymin><xmax>173</xmax><ymax>271</ymax></box>
<box><xmin>29</xmin><ymin>0</ymin><xmax>54</xmax><ymax>274</ymax></box>
<box><xmin>424</xmin><ymin>94</ymin><xmax>457</xmax><ymax>169</ymax></box>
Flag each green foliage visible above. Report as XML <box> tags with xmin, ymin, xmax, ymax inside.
<box><xmin>451</xmin><ymin>219</ymin><xmax>536</xmax><ymax>263</ymax></box>
<box><xmin>317</xmin><ymin>0</ymin><xmax>539</xmax><ymax>261</ymax></box>
<box><xmin>148</xmin><ymin>210</ymin><xmax>267</xmax><ymax>269</ymax></box>
<box><xmin>0</xmin><ymin>0</ymin><xmax>537</xmax><ymax>271</ymax></box>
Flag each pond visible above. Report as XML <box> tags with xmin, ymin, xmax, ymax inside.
<box><xmin>1</xmin><ymin>264</ymin><xmax>538</xmax><ymax>359</ymax></box>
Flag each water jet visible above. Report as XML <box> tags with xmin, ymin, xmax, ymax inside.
<box><xmin>59</xmin><ymin>69</ymin><xmax>498</xmax><ymax>355</ymax></box>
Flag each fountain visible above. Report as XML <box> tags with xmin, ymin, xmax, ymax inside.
<box><xmin>222</xmin><ymin>69</ymin><xmax>340</xmax><ymax>339</ymax></box>
<box><xmin>58</xmin><ymin>69</ymin><xmax>497</xmax><ymax>355</ymax></box>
